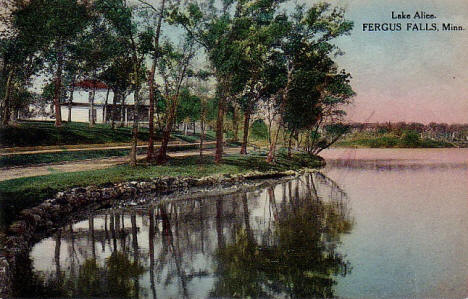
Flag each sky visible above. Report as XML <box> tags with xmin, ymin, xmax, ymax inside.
<box><xmin>328</xmin><ymin>0</ymin><xmax>468</xmax><ymax>124</ymax></box>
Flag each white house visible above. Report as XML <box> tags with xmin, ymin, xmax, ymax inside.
<box><xmin>63</xmin><ymin>80</ymin><xmax>142</xmax><ymax>124</ymax></box>
<box><xmin>28</xmin><ymin>80</ymin><xmax>148</xmax><ymax>125</ymax></box>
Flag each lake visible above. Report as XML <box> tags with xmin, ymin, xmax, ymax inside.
<box><xmin>18</xmin><ymin>149</ymin><xmax>468</xmax><ymax>298</ymax></box>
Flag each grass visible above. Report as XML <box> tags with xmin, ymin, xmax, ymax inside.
<box><xmin>0</xmin><ymin>152</ymin><xmax>323</xmax><ymax>230</ymax></box>
<box><xmin>0</xmin><ymin>143</ymin><xmax>216</xmax><ymax>167</ymax></box>
<box><xmin>0</xmin><ymin>149</ymin><xmax>136</xmax><ymax>167</ymax></box>
<box><xmin>173</xmin><ymin>131</ymin><xmax>217</xmax><ymax>143</ymax></box>
<box><xmin>0</xmin><ymin>121</ymin><xmax>155</xmax><ymax>147</ymax></box>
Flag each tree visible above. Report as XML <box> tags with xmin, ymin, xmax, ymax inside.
<box><xmin>170</xmin><ymin>0</ymin><xmax>254</xmax><ymax>163</ymax></box>
<box><xmin>13</xmin><ymin>0</ymin><xmax>90</xmax><ymax>127</ymax></box>
<box><xmin>1</xmin><ymin>7</ymin><xmax>47</xmax><ymax>126</ymax></box>
<box><xmin>260</xmin><ymin>3</ymin><xmax>353</xmax><ymax>162</ymax></box>
<box><xmin>97</xmin><ymin>0</ymin><xmax>153</xmax><ymax>165</ymax></box>
<box><xmin>75</xmin><ymin>6</ymin><xmax>117</xmax><ymax>127</ymax></box>
<box><xmin>100</xmin><ymin>57</ymin><xmax>134</xmax><ymax>129</ymax></box>
<box><xmin>155</xmin><ymin>40</ymin><xmax>195</xmax><ymax>164</ymax></box>
<box><xmin>176</xmin><ymin>88</ymin><xmax>201</xmax><ymax>135</ymax></box>
<box><xmin>134</xmin><ymin>0</ymin><xmax>168</xmax><ymax>161</ymax></box>
<box><xmin>235</xmin><ymin>0</ymin><xmax>286</xmax><ymax>154</ymax></box>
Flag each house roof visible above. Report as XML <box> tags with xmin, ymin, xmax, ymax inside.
<box><xmin>74</xmin><ymin>80</ymin><xmax>109</xmax><ymax>90</ymax></box>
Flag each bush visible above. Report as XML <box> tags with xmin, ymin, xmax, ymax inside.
<box><xmin>399</xmin><ymin>130</ymin><xmax>421</xmax><ymax>147</ymax></box>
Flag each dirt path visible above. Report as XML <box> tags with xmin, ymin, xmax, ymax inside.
<box><xmin>0</xmin><ymin>147</ymin><xmax>241</xmax><ymax>182</ymax></box>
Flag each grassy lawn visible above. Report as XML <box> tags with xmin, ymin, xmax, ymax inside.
<box><xmin>0</xmin><ymin>143</ymin><xmax>216</xmax><ymax>167</ymax></box>
<box><xmin>0</xmin><ymin>152</ymin><xmax>323</xmax><ymax>229</ymax></box>
<box><xmin>0</xmin><ymin>120</ymin><xmax>219</xmax><ymax>148</ymax></box>
<box><xmin>0</xmin><ymin>121</ymin><xmax>154</xmax><ymax>147</ymax></box>
<box><xmin>0</xmin><ymin>148</ymin><xmax>135</xmax><ymax>167</ymax></box>
<box><xmin>172</xmin><ymin>131</ymin><xmax>216</xmax><ymax>143</ymax></box>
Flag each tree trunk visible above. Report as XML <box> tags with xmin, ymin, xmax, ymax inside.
<box><xmin>266</xmin><ymin>125</ymin><xmax>281</xmax><ymax>163</ymax></box>
<box><xmin>111</xmin><ymin>89</ymin><xmax>118</xmax><ymax>129</ymax></box>
<box><xmin>67</xmin><ymin>76</ymin><xmax>75</xmax><ymax>123</ymax></box>
<box><xmin>199</xmin><ymin>100</ymin><xmax>206</xmax><ymax>162</ymax></box>
<box><xmin>129</xmin><ymin>86</ymin><xmax>141</xmax><ymax>166</ymax></box>
<box><xmin>266</xmin><ymin>139</ymin><xmax>276</xmax><ymax>163</ymax></box>
<box><xmin>11</xmin><ymin>108</ymin><xmax>18</xmax><ymax>123</ymax></box>
<box><xmin>240</xmin><ymin>108</ymin><xmax>250</xmax><ymax>154</ymax></box>
<box><xmin>215</xmin><ymin>97</ymin><xmax>226</xmax><ymax>164</ymax></box>
<box><xmin>287</xmin><ymin>130</ymin><xmax>294</xmax><ymax>157</ymax></box>
<box><xmin>146</xmin><ymin>0</ymin><xmax>166</xmax><ymax>162</ymax></box>
<box><xmin>103</xmin><ymin>87</ymin><xmax>110</xmax><ymax>124</ymax></box>
<box><xmin>199</xmin><ymin>122</ymin><xmax>205</xmax><ymax>158</ymax></box>
<box><xmin>89</xmin><ymin>80</ymin><xmax>96</xmax><ymax>127</ymax></box>
<box><xmin>232</xmin><ymin>107</ymin><xmax>239</xmax><ymax>142</ymax></box>
<box><xmin>147</xmin><ymin>64</ymin><xmax>156</xmax><ymax>161</ymax></box>
<box><xmin>156</xmin><ymin>96</ymin><xmax>176</xmax><ymax>164</ymax></box>
<box><xmin>53</xmin><ymin>47</ymin><xmax>64</xmax><ymax>127</ymax></box>
<box><xmin>1</xmin><ymin>70</ymin><xmax>13</xmax><ymax>126</ymax></box>
<box><xmin>156</xmin><ymin>43</ymin><xmax>191</xmax><ymax>164</ymax></box>
<box><xmin>119</xmin><ymin>96</ymin><xmax>125</xmax><ymax>127</ymax></box>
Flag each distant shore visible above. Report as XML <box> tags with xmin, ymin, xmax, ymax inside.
<box><xmin>334</xmin><ymin>132</ymin><xmax>461</xmax><ymax>148</ymax></box>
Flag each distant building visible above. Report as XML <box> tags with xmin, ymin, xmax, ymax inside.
<box><xmin>28</xmin><ymin>80</ymin><xmax>149</xmax><ymax>125</ymax></box>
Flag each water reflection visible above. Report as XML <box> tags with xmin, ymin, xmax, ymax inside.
<box><xmin>20</xmin><ymin>172</ymin><xmax>352</xmax><ymax>298</ymax></box>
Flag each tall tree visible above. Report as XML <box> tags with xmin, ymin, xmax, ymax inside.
<box><xmin>97</xmin><ymin>0</ymin><xmax>152</xmax><ymax>165</ymax></box>
<box><xmin>262</xmin><ymin>3</ymin><xmax>353</xmax><ymax>162</ymax></box>
<box><xmin>1</xmin><ymin>4</ymin><xmax>47</xmax><ymax>126</ymax></box>
<box><xmin>13</xmin><ymin>0</ymin><xmax>89</xmax><ymax>127</ymax></box>
<box><xmin>137</xmin><ymin>0</ymin><xmax>167</xmax><ymax>162</ymax></box>
<box><xmin>170</xmin><ymin>0</ymin><xmax>254</xmax><ymax>163</ymax></box>
<box><xmin>100</xmin><ymin>57</ymin><xmax>134</xmax><ymax>129</ymax></box>
<box><xmin>156</xmin><ymin>40</ymin><xmax>195</xmax><ymax>164</ymax></box>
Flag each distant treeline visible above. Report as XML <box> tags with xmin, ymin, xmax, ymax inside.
<box><xmin>348</xmin><ymin>122</ymin><xmax>468</xmax><ymax>136</ymax></box>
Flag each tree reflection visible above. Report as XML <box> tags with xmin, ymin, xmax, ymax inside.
<box><xmin>211</xmin><ymin>174</ymin><xmax>353</xmax><ymax>298</ymax></box>
<box><xmin>19</xmin><ymin>172</ymin><xmax>352</xmax><ymax>298</ymax></box>
<box><xmin>62</xmin><ymin>251</ymin><xmax>144</xmax><ymax>297</ymax></box>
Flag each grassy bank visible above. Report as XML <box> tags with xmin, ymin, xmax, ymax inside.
<box><xmin>335</xmin><ymin>131</ymin><xmax>454</xmax><ymax>148</ymax></box>
<box><xmin>0</xmin><ymin>152</ymin><xmax>323</xmax><ymax>229</ymax></box>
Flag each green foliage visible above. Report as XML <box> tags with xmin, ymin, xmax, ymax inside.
<box><xmin>176</xmin><ymin>88</ymin><xmax>201</xmax><ymax>123</ymax></box>
<box><xmin>250</xmin><ymin>119</ymin><xmax>268</xmax><ymax>140</ymax></box>
<box><xmin>337</xmin><ymin>131</ymin><xmax>454</xmax><ymax>148</ymax></box>
<box><xmin>211</xmin><ymin>173</ymin><xmax>351</xmax><ymax>298</ymax></box>
<box><xmin>399</xmin><ymin>130</ymin><xmax>421</xmax><ymax>147</ymax></box>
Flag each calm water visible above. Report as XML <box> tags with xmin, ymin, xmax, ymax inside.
<box><xmin>19</xmin><ymin>149</ymin><xmax>468</xmax><ymax>298</ymax></box>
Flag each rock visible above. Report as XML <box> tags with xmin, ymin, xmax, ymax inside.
<box><xmin>8</xmin><ymin>221</ymin><xmax>27</xmax><ymax>235</ymax></box>
<box><xmin>20</xmin><ymin>209</ymin><xmax>42</xmax><ymax>226</ymax></box>
<box><xmin>0</xmin><ymin>256</ymin><xmax>12</xmax><ymax>298</ymax></box>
